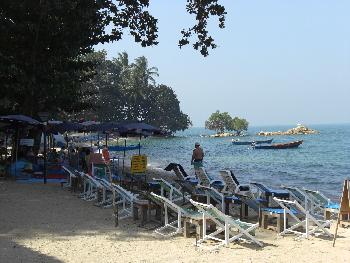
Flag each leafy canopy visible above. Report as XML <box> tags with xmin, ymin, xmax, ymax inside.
<box><xmin>0</xmin><ymin>0</ymin><xmax>226</xmax><ymax>118</ymax></box>
<box><xmin>205</xmin><ymin>110</ymin><xmax>249</xmax><ymax>135</ymax></box>
<box><xmin>64</xmin><ymin>51</ymin><xmax>191</xmax><ymax>133</ymax></box>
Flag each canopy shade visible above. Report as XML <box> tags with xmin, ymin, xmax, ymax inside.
<box><xmin>117</xmin><ymin>122</ymin><xmax>161</xmax><ymax>137</ymax></box>
<box><xmin>46</xmin><ymin>122</ymin><xmax>84</xmax><ymax>134</ymax></box>
<box><xmin>0</xmin><ymin>115</ymin><xmax>42</xmax><ymax>126</ymax></box>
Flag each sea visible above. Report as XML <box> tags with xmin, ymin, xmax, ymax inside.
<box><xmin>114</xmin><ymin>124</ymin><xmax>350</xmax><ymax>198</ymax></box>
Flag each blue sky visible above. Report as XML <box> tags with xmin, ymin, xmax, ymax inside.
<box><xmin>95</xmin><ymin>0</ymin><xmax>350</xmax><ymax>127</ymax></box>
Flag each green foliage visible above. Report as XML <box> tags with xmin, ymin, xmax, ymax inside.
<box><xmin>0</xmin><ymin>0</ymin><xmax>226</xmax><ymax>121</ymax></box>
<box><xmin>205</xmin><ymin>110</ymin><xmax>232</xmax><ymax>134</ymax></box>
<box><xmin>66</xmin><ymin>51</ymin><xmax>191</xmax><ymax>133</ymax></box>
<box><xmin>229</xmin><ymin>117</ymin><xmax>249</xmax><ymax>135</ymax></box>
<box><xmin>205</xmin><ymin>111</ymin><xmax>249</xmax><ymax>135</ymax></box>
<box><xmin>180</xmin><ymin>0</ymin><xmax>227</xmax><ymax>56</ymax></box>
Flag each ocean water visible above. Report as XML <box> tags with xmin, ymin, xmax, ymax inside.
<box><xmin>117</xmin><ymin>124</ymin><xmax>350</xmax><ymax>197</ymax></box>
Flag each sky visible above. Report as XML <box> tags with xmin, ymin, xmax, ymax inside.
<box><xmin>95</xmin><ymin>0</ymin><xmax>350</xmax><ymax>127</ymax></box>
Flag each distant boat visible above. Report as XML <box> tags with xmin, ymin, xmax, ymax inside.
<box><xmin>232</xmin><ymin>139</ymin><xmax>273</xmax><ymax>145</ymax></box>
<box><xmin>107</xmin><ymin>145</ymin><xmax>140</xmax><ymax>151</ymax></box>
<box><xmin>253</xmin><ymin>140</ymin><xmax>303</xmax><ymax>149</ymax></box>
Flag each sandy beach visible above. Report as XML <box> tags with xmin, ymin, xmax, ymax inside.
<box><xmin>1</xmin><ymin>178</ymin><xmax>350</xmax><ymax>263</ymax></box>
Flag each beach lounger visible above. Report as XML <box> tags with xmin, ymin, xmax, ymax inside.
<box><xmin>197</xmin><ymin>185</ymin><xmax>243</xmax><ymax>217</ymax></box>
<box><xmin>95</xmin><ymin>177</ymin><xmax>114</xmax><ymax>207</ymax></box>
<box><xmin>190</xmin><ymin>199</ymin><xmax>262</xmax><ymax>250</ymax></box>
<box><xmin>273</xmin><ymin>197</ymin><xmax>332</xmax><ymax>239</ymax></box>
<box><xmin>164</xmin><ymin>163</ymin><xmax>198</xmax><ymax>184</ymax></box>
<box><xmin>219</xmin><ymin>170</ymin><xmax>252</xmax><ymax>196</ymax></box>
<box><xmin>302</xmin><ymin>188</ymin><xmax>339</xmax><ymax>219</ymax></box>
<box><xmin>62</xmin><ymin>166</ymin><xmax>77</xmax><ymax>190</ymax></box>
<box><xmin>250</xmin><ymin>182</ymin><xmax>289</xmax><ymax>206</ymax></box>
<box><xmin>79</xmin><ymin>172</ymin><xmax>102</xmax><ymax>201</ymax></box>
<box><xmin>151</xmin><ymin>192</ymin><xmax>202</xmax><ymax>237</ymax></box>
<box><xmin>112</xmin><ymin>183</ymin><xmax>139</xmax><ymax>219</ymax></box>
<box><xmin>281</xmin><ymin>185</ymin><xmax>312</xmax><ymax>211</ymax></box>
<box><xmin>195</xmin><ymin>167</ymin><xmax>224</xmax><ymax>188</ymax></box>
<box><xmin>152</xmin><ymin>178</ymin><xmax>190</xmax><ymax>203</ymax></box>
<box><xmin>235</xmin><ymin>194</ymin><xmax>290</xmax><ymax>232</ymax></box>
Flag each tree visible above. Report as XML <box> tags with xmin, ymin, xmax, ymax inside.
<box><xmin>205</xmin><ymin>110</ymin><xmax>232</xmax><ymax>134</ymax></box>
<box><xmin>0</xmin><ymin>0</ymin><xmax>227</xmax><ymax>118</ymax></box>
<box><xmin>229</xmin><ymin>117</ymin><xmax>249</xmax><ymax>135</ymax></box>
<box><xmin>64</xmin><ymin>51</ymin><xmax>191</xmax><ymax>133</ymax></box>
<box><xmin>144</xmin><ymin>84</ymin><xmax>192</xmax><ymax>133</ymax></box>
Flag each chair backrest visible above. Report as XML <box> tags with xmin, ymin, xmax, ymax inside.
<box><xmin>82</xmin><ymin>172</ymin><xmax>102</xmax><ymax>188</ymax></box>
<box><xmin>219</xmin><ymin>170</ymin><xmax>237</xmax><ymax>192</ymax></box>
<box><xmin>114</xmin><ymin>184</ymin><xmax>137</xmax><ymax>201</ymax></box>
<box><xmin>151</xmin><ymin>192</ymin><xmax>182</xmax><ymax>213</ymax></box>
<box><xmin>164</xmin><ymin>163</ymin><xmax>189</xmax><ymax>180</ymax></box>
<box><xmin>190</xmin><ymin>199</ymin><xmax>226</xmax><ymax>224</ymax></box>
<box><xmin>282</xmin><ymin>185</ymin><xmax>307</xmax><ymax>203</ymax></box>
<box><xmin>303</xmin><ymin>189</ymin><xmax>329</xmax><ymax>206</ymax></box>
<box><xmin>174</xmin><ymin>179</ymin><xmax>196</xmax><ymax>196</ymax></box>
<box><xmin>195</xmin><ymin>167</ymin><xmax>211</xmax><ymax>187</ymax></box>
<box><xmin>153</xmin><ymin>178</ymin><xmax>184</xmax><ymax>201</ymax></box>
<box><xmin>251</xmin><ymin>182</ymin><xmax>270</xmax><ymax>193</ymax></box>
<box><xmin>202</xmin><ymin>186</ymin><xmax>221</xmax><ymax>202</ymax></box>
<box><xmin>273</xmin><ymin>197</ymin><xmax>304</xmax><ymax>216</ymax></box>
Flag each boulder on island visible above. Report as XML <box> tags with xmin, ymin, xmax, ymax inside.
<box><xmin>257</xmin><ymin>124</ymin><xmax>319</xmax><ymax>136</ymax></box>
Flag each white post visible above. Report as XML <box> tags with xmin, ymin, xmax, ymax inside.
<box><xmin>225</xmin><ymin>218</ymin><xmax>229</xmax><ymax>245</ymax></box>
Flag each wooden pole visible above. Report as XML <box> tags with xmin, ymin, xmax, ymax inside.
<box><xmin>333</xmin><ymin>179</ymin><xmax>350</xmax><ymax>247</ymax></box>
<box><xmin>332</xmin><ymin>213</ymin><xmax>341</xmax><ymax>247</ymax></box>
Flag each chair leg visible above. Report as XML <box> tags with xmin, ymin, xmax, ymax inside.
<box><xmin>183</xmin><ymin>220</ymin><xmax>190</xmax><ymax>238</ymax></box>
<box><xmin>277</xmin><ymin>214</ymin><xmax>284</xmax><ymax>233</ymax></box>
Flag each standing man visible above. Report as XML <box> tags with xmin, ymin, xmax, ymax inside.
<box><xmin>191</xmin><ymin>142</ymin><xmax>204</xmax><ymax>170</ymax></box>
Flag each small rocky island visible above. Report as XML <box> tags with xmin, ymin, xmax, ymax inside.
<box><xmin>201</xmin><ymin>132</ymin><xmax>244</xmax><ymax>138</ymax></box>
<box><xmin>257</xmin><ymin>124</ymin><xmax>319</xmax><ymax>136</ymax></box>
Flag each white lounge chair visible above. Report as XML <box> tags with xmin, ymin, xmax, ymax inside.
<box><xmin>190</xmin><ymin>199</ymin><xmax>262</xmax><ymax>250</ymax></box>
<box><xmin>95</xmin><ymin>177</ymin><xmax>114</xmax><ymax>207</ymax></box>
<box><xmin>219</xmin><ymin>170</ymin><xmax>252</xmax><ymax>196</ymax></box>
<box><xmin>152</xmin><ymin>178</ymin><xmax>190</xmax><ymax>203</ymax></box>
<box><xmin>164</xmin><ymin>163</ymin><xmax>198</xmax><ymax>183</ymax></box>
<box><xmin>112</xmin><ymin>183</ymin><xmax>139</xmax><ymax>219</ymax></box>
<box><xmin>273</xmin><ymin>197</ymin><xmax>332</xmax><ymax>239</ymax></box>
<box><xmin>151</xmin><ymin>192</ymin><xmax>202</xmax><ymax>237</ymax></box>
<box><xmin>195</xmin><ymin>167</ymin><xmax>223</xmax><ymax>188</ymax></box>
<box><xmin>62</xmin><ymin>166</ymin><xmax>77</xmax><ymax>189</ymax></box>
<box><xmin>303</xmin><ymin>188</ymin><xmax>339</xmax><ymax>219</ymax></box>
<box><xmin>281</xmin><ymin>185</ymin><xmax>312</xmax><ymax>212</ymax></box>
<box><xmin>79</xmin><ymin>172</ymin><xmax>102</xmax><ymax>201</ymax></box>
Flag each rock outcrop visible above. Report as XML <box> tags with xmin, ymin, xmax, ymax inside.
<box><xmin>257</xmin><ymin>124</ymin><xmax>319</xmax><ymax>136</ymax></box>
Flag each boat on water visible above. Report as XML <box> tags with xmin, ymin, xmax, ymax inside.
<box><xmin>107</xmin><ymin>145</ymin><xmax>140</xmax><ymax>151</ymax></box>
<box><xmin>253</xmin><ymin>140</ymin><xmax>303</xmax><ymax>149</ymax></box>
<box><xmin>232</xmin><ymin>139</ymin><xmax>273</xmax><ymax>145</ymax></box>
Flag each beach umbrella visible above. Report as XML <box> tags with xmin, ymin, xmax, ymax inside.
<box><xmin>0</xmin><ymin>115</ymin><xmax>43</xmax><ymax>178</ymax></box>
<box><xmin>47</xmin><ymin>122</ymin><xmax>84</xmax><ymax>134</ymax></box>
<box><xmin>0</xmin><ymin>115</ymin><xmax>42</xmax><ymax>127</ymax></box>
<box><xmin>117</xmin><ymin>122</ymin><xmax>161</xmax><ymax>155</ymax></box>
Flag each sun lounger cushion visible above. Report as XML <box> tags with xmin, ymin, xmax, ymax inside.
<box><xmin>325</xmin><ymin>203</ymin><xmax>339</xmax><ymax>209</ymax></box>
<box><xmin>224</xmin><ymin>196</ymin><xmax>241</xmax><ymax>203</ymax></box>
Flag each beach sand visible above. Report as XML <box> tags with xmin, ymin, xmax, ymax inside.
<box><xmin>1</xmin><ymin>178</ymin><xmax>350</xmax><ymax>263</ymax></box>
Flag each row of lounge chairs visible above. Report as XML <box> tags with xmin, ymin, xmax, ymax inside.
<box><xmin>62</xmin><ymin>163</ymin><xmax>338</xmax><ymax>251</ymax></box>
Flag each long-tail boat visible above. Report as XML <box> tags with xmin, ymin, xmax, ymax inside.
<box><xmin>232</xmin><ymin>139</ymin><xmax>273</xmax><ymax>145</ymax></box>
<box><xmin>253</xmin><ymin>140</ymin><xmax>303</xmax><ymax>149</ymax></box>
